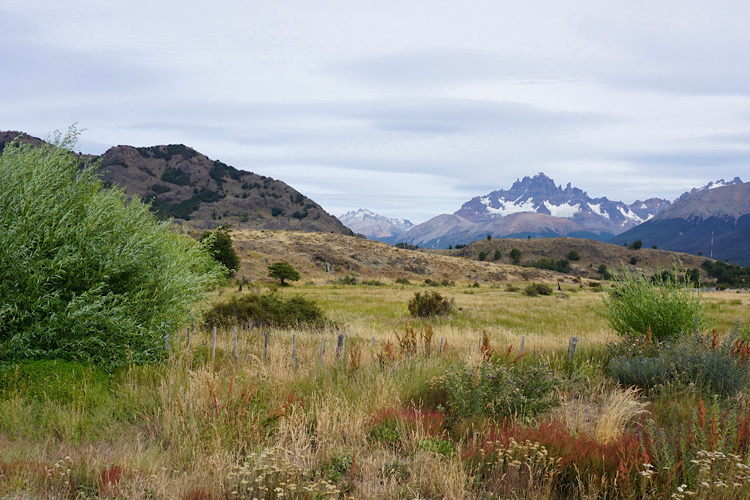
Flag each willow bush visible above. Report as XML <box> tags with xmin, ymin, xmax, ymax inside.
<box><xmin>0</xmin><ymin>129</ymin><xmax>223</xmax><ymax>369</ymax></box>
<box><xmin>602</xmin><ymin>265</ymin><xmax>706</xmax><ymax>341</ymax></box>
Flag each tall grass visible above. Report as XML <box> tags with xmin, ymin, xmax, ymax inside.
<box><xmin>0</xmin><ymin>285</ymin><xmax>747</xmax><ymax>498</ymax></box>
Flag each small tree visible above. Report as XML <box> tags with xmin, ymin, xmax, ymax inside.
<box><xmin>268</xmin><ymin>261</ymin><xmax>300</xmax><ymax>286</ymax></box>
<box><xmin>493</xmin><ymin>249</ymin><xmax>502</xmax><ymax>261</ymax></box>
<box><xmin>199</xmin><ymin>225</ymin><xmax>240</xmax><ymax>276</ymax></box>
<box><xmin>566</xmin><ymin>250</ymin><xmax>580</xmax><ymax>261</ymax></box>
<box><xmin>478</xmin><ymin>251</ymin><xmax>487</xmax><ymax>261</ymax></box>
<box><xmin>510</xmin><ymin>248</ymin><xmax>522</xmax><ymax>264</ymax></box>
<box><xmin>598</xmin><ymin>264</ymin><xmax>612</xmax><ymax>280</ymax></box>
<box><xmin>628</xmin><ymin>240</ymin><xmax>643</xmax><ymax>250</ymax></box>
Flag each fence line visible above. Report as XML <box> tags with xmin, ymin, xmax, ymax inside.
<box><xmin>182</xmin><ymin>327</ymin><xmax>583</xmax><ymax>367</ymax></box>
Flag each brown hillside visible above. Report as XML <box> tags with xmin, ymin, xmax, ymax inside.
<box><xmin>228</xmin><ymin>230</ymin><xmax>556</xmax><ymax>285</ymax></box>
<box><xmin>451</xmin><ymin>237</ymin><xmax>711</xmax><ymax>279</ymax></box>
<box><xmin>0</xmin><ymin>131</ymin><xmax>352</xmax><ymax>235</ymax></box>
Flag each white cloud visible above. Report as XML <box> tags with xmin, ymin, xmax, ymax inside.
<box><xmin>2</xmin><ymin>0</ymin><xmax>750</xmax><ymax>223</ymax></box>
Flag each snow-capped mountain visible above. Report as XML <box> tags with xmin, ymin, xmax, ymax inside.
<box><xmin>339</xmin><ymin>209</ymin><xmax>414</xmax><ymax>239</ymax></box>
<box><xmin>385</xmin><ymin>173</ymin><xmax>672</xmax><ymax>248</ymax></box>
<box><xmin>454</xmin><ymin>173</ymin><xmax>669</xmax><ymax>234</ymax></box>
<box><xmin>676</xmin><ymin>177</ymin><xmax>744</xmax><ymax>201</ymax></box>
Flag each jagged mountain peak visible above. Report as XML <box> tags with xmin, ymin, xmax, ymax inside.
<box><xmin>453</xmin><ymin>172</ymin><xmax>668</xmax><ymax>232</ymax></box>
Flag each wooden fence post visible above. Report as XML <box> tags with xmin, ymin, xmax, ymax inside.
<box><xmin>233</xmin><ymin>326</ymin><xmax>238</xmax><ymax>365</ymax></box>
<box><xmin>211</xmin><ymin>326</ymin><xmax>217</xmax><ymax>361</ymax></box>
<box><xmin>568</xmin><ymin>336</ymin><xmax>579</xmax><ymax>359</ymax></box>
<box><xmin>439</xmin><ymin>337</ymin><xmax>444</xmax><ymax>356</ymax></box>
<box><xmin>292</xmin><ymin>333</ymin><xmax>296</xmax><ymax>368</ymax></box>
<box><xmin>319</xmin><ymin>336</ymin><xmax>325</xmax><ymax>365</ymax></box>
<box><xmin>264</xmin><ymin>332</ymin><xmax>269</xmax><ymax>362</ymax></box>
<box><xmin>336</xmin><ymin>333</ymin><xmax>345</xmax><ymax>361</ymax></box>
<box><xmin>521</xmin><ymin>335</ymin><xmax>525</xmax><ymax>354</ymax></box>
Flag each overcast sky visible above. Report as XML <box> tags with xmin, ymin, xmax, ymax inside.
<box><xmin>3</xmin><ymin>1</ymin><xmax>750</xmax><ymax>223</ymax></box>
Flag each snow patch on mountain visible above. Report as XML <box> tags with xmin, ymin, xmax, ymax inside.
<box><xmin>588</xmin><ymin>203</ymin><xmax>609</xmax><ymax>219</ymax></box>
<box><xmin>544</xmin><ymin>201</ymin><xmax>580</xmax><ymax>218</ymax></box>
<box><xmin>481</xmin><ymin>196</ymin><xmax>536</xmax><ymax>216</ymax></box>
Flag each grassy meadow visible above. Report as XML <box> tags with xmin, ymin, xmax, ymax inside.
<box><xmin>1</xmin><ymin>279</ymin><xmax>750</xmax><ymax>499</ymax></box>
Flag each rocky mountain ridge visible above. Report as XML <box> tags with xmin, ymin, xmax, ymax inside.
<box><xmin>342</xmin><ymin>173</ymin><xmax>746</xmax><ymax>250</ymax></box>
<box><xmin>0</xmin><ymin>130</ymin><xmax>353</xmax><ymax>235</ymax></box>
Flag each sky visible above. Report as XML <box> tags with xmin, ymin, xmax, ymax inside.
<box><xmin>3</xmin><ymin>0</ymin><xmax>750</xmax><ymax>224</ymax></box>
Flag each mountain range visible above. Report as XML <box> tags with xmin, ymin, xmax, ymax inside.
<box><xmin>347</xmin><ymin>173</ymin><xmax>675</xmax><ymax>248</ymax></box>
<box><xmin>345</xmin><ymin>173</ymin><xmax>750</xmax><ymax>262</ymax></box>
<box><xmin>0</xmin><ymin>130</ymin><xmax>352</xmax><ymax>235</ymax></box>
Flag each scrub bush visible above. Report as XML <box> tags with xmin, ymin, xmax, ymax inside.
<box><xmin>407</xmin><ymin>291</ymin><xmax>454</xmax><ymax>317</ymax></box>
<box><xmin>203</xmin><ymin>293</ymin><xmax>327</xmax><ymax>329</ymax></box>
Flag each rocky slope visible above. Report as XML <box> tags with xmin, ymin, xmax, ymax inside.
<box><xmin>0</xmin><ymin>131</ymin><xmax>353</xmax><ymax>235</ymax></box>
<box><xmin>611</xmin><ymin>182</ymin><xmax>750</xmax><ymax>265</ymax></box>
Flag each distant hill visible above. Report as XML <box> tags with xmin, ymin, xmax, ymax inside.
<box><xmin>451</xmin><ymin>236</ymin><xmax>710</xmax><ymax>280</ymax></box>
<box><xmin>0</xmin><ymin>131</ymin><xmax>353</xmax><ymax>235</ymax></box>
<box><xmin>227</xmin><ymin>230</ymin><xmax>715</xmax><ymax>285</ymax></box>
<box><xmin>611</xmin><ymin>182</ymin><xmax>750</xmax><ymax>266</ymax></box>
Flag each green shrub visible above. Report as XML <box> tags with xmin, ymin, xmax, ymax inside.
<box><xmin>435</xmin><ymin>361</ymin><xmax>559</xmax><ymax>421</ymax></box>
<box><xmin>628</xmin><ymin>240</ymin><xmax>643</xmax><ymax>250</ymax></box>
<box><xmin>602</xmin><ymin>265</ymin><xmax>706</xmax><ymax>341</ymax></box>
<box><xmin>407</xmin><ymin>291</ymin><xmax>454</xmax><ymax>317</ymax></box>
<box><xmin>566</xmin><ymin>250</ymin><xmax>580</xmax><ymax>261</ymax></box>
<box><xmin>336</xmin><ymin>275</ymin><xmax>359</xmax><ymax>285</ymax></box>
<box><xmin>510</xmin><ymin>248</ymin><xmax>521</xmax><ymax>264</ymax></box>
<box><xmin>424</xmin><ymin>278</ymin><xmax>455</xmax><ymax>287</ymax></box>
<box><xmin>203</xmin><ymin>293</ymin><xmax>328</xmax><ymax>329</ymax></box>
<box><xmin>395</xmin><ymin>277</ymin><xmax>410</xmax><ymax>285</ymax></box>
<box><xmin>607</xmin><ymin>329</ymin><xmax>750</xmax><ymax>397</ymax></box>
<box><xmin>0</xmin><ymin>129</ymin><xmax>222</xmax><ymax>370</ymax></box>
<box><xmin>361</xmin><ymin>279</ymin><xmax>386</xmax><ymax>286</ymax></box>
<box><xmin>524</xmin><ymin>283</ymin><xmax>553</xmax><ymax>297</ymax></box>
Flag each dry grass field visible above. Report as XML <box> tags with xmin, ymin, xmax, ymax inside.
<box><xmin>1</xmin><ymin>230</ymin><xmax>749</xmax><ymax>499</ymax></box>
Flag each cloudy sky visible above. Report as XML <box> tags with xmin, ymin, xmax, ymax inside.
<box><xmin>3</xmin><ymin>1</ymin><xmax>750</xmax><ymax>223</ymax></box>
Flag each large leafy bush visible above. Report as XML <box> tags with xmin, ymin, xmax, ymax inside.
<box><xmin>0</xmin><ymin>129</ymin><xmax>222</xmax><ymax>369</ymax></box>
<box><xmin>602</xmin><ymin>265</ymin><xmax>706</xmax><ymax>341</ymax></box>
